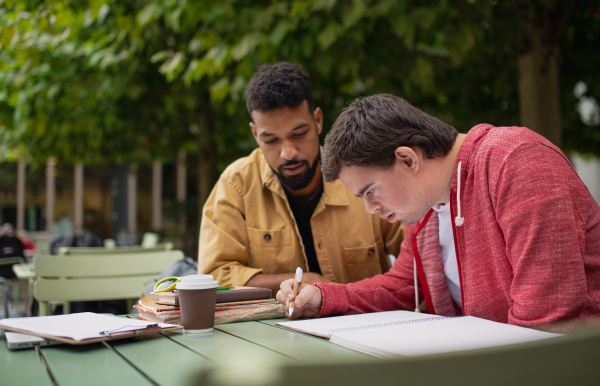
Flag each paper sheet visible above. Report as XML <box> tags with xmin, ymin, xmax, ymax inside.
<box><xmin>329</xmin><ymin>315</ymin><xmax>562</xmax><ymax>357</ymax></box>
<box><xmin>0</xmin><ymin>312</ymin><xmax>177</xmax><ymax>341</ymax></box>
<box><xmin>276</xmin><ymin>310</ymin><xmax>440</xmax><ymax>338</ymax></box>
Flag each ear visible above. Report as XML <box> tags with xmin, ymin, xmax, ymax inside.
<box><xmin>250</xmin><ymin>122</ymin><xmax>258</xmax><ymax>141</ymax></box>
<box><xmin>313</xmin><ymin>107</ymin><xmax>323</xmax><ymax>135</ymax></box>
<box><xmin>394</xmin><ymin>147</ymin><xmax>420</xmax><ymax>174</ymax></box>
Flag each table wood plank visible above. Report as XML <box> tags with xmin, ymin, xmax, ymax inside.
<box><xmin>164</xmin><ymin>328</ymin><xmax>296</xmax><ymax>366</ymax></box>
<box><xmin>40</xmin><ymin>342</ymin><xmax>154</xmax><ymax>386</ymax></box>
<box><xmin>108</xmin><ymin>332</ymin><xmax>214</xmax><ymax>386</ymax></box>
<box><xmin>0</xmin><ymin>330</ymin><xmax>53</xmax><ymax>386</ymax></box>
<box><xmin>216</xmin><ymin>320</ymin><xmax>376</xmax><ymax>363</ymax></box>
<box><xmin>258</xmin><ymin>318</ymin><xmax>287</xmax><ymax>327</ymax></box>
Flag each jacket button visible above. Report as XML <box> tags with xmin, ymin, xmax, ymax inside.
<box><xmin>264</xmin><ymin>234</ymin><xmax>272</xmax><ymax>242</ymax></box>
<box><xmin>368</xmin><ymin>248</ymin><xmax>375</xmax><ymax>256</ymax></box>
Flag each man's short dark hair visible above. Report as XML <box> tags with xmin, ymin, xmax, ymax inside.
<box><xmin>322</xmin><ymin>94</ymin><xmax>459</xmax><ymax>182</ymax></box>
<box><xmin>245</xmin><ymin>62</ymin><xmax>314</xmax><ymax>115</ymax></box>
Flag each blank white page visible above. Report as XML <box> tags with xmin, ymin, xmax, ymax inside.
<box><xmin>330</xmin><ymin>316</ymin><xmax>562</xmax><ymax>357</ymax></box>
<box><xmin>276</xmin><ymin>310</ymin><xmax>440</xmax><ymax>338</ymax></box>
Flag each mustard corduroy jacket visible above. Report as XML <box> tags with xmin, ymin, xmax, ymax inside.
<box><xmin>198</xmin><ymin>148</ymin><xmax>405</xmax><ymax>286</ymax></box>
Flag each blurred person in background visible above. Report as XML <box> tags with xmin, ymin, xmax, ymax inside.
<box><xmin>0</xmin><ymin>223</ymin><xmax>25</xmax><ymax>278</ymax></box>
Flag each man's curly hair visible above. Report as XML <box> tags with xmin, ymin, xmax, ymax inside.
<box><xmin>245</xmin><ymin>62</ymin><xmax>314</xmax><ymax>116</ymax></box>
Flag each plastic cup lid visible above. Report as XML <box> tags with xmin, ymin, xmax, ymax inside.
<box><xmin>176</xmin><ymin>274</ymin><xmax>219</xmax><ymax>290</ymax></box>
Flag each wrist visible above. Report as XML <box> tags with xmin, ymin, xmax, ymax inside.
<box><xmin>313</xmin><ymin>282</ymin><xmax>348</xmax><ymax>318</ymax></box>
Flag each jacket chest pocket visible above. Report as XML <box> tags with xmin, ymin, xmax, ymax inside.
<box><xmin>344</xmin><ymin>243</ymin><xmax>382</xmax><ymax>283</ymax></box>
<box><xmin>246</xmin><ymin>227</ymin><xmax>293</xmax><ymax>273</ymax></box>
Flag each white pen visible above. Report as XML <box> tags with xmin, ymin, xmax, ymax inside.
<box><xmin>289</xmin><ymin>267</ymin><xmax>303</xmax><ymax>317</ymax></box>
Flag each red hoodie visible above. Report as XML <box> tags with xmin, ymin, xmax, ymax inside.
<box><xmin>316</xmin><ymin>125</ymin><xmax>600</xmax><ymax>331</ymax></box>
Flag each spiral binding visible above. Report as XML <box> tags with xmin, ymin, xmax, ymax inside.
<box><xmin>330</xmin><ymin>315</ymin><xmax>466</xmax><ymax>335</ymax></box>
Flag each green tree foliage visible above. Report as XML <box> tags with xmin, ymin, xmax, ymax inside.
<box><xmin>1</xmin><ymin>0</ymin><xmax>598</xmax><ymax>171</ymax></box>
<box><xmin>560</xmin><ymin>3</ymin><xmax>600</xmax><ymax>155</ymax></box>
<box><xmin>147</xmin><ymin>0</ymin><xmax>599</xmax><ymax>154</ymax></box>
<box><xmin>0</xmin><ymin>0</ymin><xmax>252</xmax><ymax>169</ymax></box>
<box><xmin>144</xmin><ymin>0</ymin><xmax>487</xmax><ymax>131</ymax></box>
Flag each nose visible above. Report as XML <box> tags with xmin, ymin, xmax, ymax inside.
<box><xmin>280</xmin><ymin>140</ymin><xmax>299</xmax><ymax>161</ymax></box>
<box><xmin>363</xmin><ymin>198</ymin><xmax>380</xmax><ymax>215</ymax></box>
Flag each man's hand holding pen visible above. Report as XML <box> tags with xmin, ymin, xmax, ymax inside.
<box><xmin>276</xmin><ymin>270</ymin><xmax>324</xmax><ymax>319</ymax></box>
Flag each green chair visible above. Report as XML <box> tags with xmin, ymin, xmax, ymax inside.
<box><xmin>0</xmin><ymin>257</ymin><xmax>26</xmax><ymax>267</ymax></box>
<box><xmin>57</xmin><ymin>242</ymin><xmax>173</xmax><ymax>256</ymax></box>
<box><xmin>33</xmin><ymin>249</ymin><xmax>183</xmax><ymax>316</ymax></box>
<box><xmin>141</xmin><ymin>232</ymin><xmax>160</xmax><ymax>247</ymax></box>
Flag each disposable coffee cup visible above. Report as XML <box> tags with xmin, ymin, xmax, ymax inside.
<box><xmin>176</xmin><ymin>275</ymin><xmax>218</xmax><ymax>333</ymax></box>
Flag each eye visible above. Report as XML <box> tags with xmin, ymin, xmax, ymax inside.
<box><xmin>264</xmin><ymin>138</ymin><xmax>278</xmax><ymax>144</ymax></box>
<box><xmin>366</xmin><ymin>189</ymin><xmax>373</xmax><ymax>196</ymax></box>
<box><xmin>293</xmin><ymin>131</ymin><xmax>307</xmax><ymax>138</ymax></box>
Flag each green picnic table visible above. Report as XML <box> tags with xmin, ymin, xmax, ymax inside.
<box><xmin>2</xmin><ymin>316</ymin><xmax>600</xmax><ymax>386</ymax></box>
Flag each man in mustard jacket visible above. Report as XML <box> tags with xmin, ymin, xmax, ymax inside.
<box><xmin>198</xmin><ymin>62</ymin><xmax>404</xmax><ymax>293</ymax></box>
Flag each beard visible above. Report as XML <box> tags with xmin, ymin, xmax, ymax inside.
<box><xmin>271</xmin><ymin>153</ymin><xmax>321</xmax><ymax>191</ymax></box>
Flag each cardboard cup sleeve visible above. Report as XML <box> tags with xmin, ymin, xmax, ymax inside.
<box><xmin>178</xmin><ymin>288</ymin><xmax>217</xmax><ymax>330</ymax></box>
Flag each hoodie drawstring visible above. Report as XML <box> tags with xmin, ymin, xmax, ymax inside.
<box><xmin>455</xmin><ymin>161</ymin><xmax>464</xmax><ymax>227</ymax></box>
<box><xmin>414</xmin><ymin>257</ymin><xmax>420</xmax><ymax>313</ymax></box>
<box><xmin>413</xmin><ymin>161</ymin><xmax>464</xmax><ymax>313</ymax></box>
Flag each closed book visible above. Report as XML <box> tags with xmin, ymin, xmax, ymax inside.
<box><xmin>140</xmin><ymin>293</ymin><xmax>179</xmax><ymax>310</ymax></box>
<box><xmin>215</xmin><ymin>303</ymin><xmax>284</xmax><ymax>325</ymax></box>
<box><xmin>136</xmin><ymin>310</ymin><xmax>181</xmax><ymax>325</ymax></box>
<box><xmin>216</xmin><ymin>287</ymin><xmax>272</xmax><ymax>303</ymax></box>
<box><xmin>216</xmin><ymin>298</ymin><xmax>277</xmax><ymax>307</ymax></box>
<box><xmin>157</xmin><ymin>292</ymin><xmax>178</xmax><ymax>306</ymax></box>
<box><xmin>134</xmin><ymin>303</ymin><xmax>180</xmax><ymax>318</ymax></box>
<box><xmin>156</xmin><ymin>287</ymin><xmax>272</xmax><ymax>305</ymax></box>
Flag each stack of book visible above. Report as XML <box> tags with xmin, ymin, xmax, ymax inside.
<box><xmin>135</xmin><ymin>286</ymin><xmax>284</xmax><ymax>325</ymax></box>
<box><xmin>134</xmin><ymin>294</ymin><xmax>182</xmax><ymax>324</ymax></box>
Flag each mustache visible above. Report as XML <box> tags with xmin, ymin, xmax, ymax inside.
<box><xmin>279</xmin><ymin>159</ymin><xmax>308</xmax><ymax>169</ymax></box>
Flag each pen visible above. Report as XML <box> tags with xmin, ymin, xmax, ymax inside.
<box><xmin>101</xmin><ymin>324</ymin><xmax>159</xmax><ymax>337</ymax></box>
<box><xmin>217</xmin><ymin>287</ymin><xmax>232</xmax><ymax>290</ymax></box>
<box><xmin>289</xmin><ymin>267</ymin><xmax>302</xmax><ymax>317</ymax></box>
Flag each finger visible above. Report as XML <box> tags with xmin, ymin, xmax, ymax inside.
<box><xmin>279</xmin><ymin>278</ymin><xmax>294</xmax><ymax>293</ymax></box>
<box><xmin>293</xmin><ymin>283</ymin><xmax>315</xmax><ymax>309</ymax></box>
<box><xmin>277</xmin><ymin>288</ymin><xmax>294</xmax><ymax>316</ymax></box>
<box><xmin>279</xmin><ymin>279</ymin><xmax>297</xmax><ymax>300</ymax></box>
<box><xmin>275</xmin><ymin>289</ymin><xmax>287</xmax><ymax>303</ymax></box>
<box><xmin>277</xmin><ymin>293</ymin><xmax>294</xmax><ymax>316</ymax></box>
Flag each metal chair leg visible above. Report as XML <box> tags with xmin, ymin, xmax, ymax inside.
<box><xmin>0</xmin><ymin>277</ymin><xmax>11</xmax><ymax>319</ymax></box>
<box><xmin>12</xmin><ymin>279</ymin><xmax>20</xmax><ymax>304</ymax></box>
<box><xmin>39</xmin><ymin>301</ymin><xmax>49</xmax><ymax>316</ymax></box>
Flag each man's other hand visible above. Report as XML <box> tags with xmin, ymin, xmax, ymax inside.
<box><xmin>246</xmin><ymin>272</ymin><xmax>331</xmax><ymax>295</ymax></box>
<box><xmin>302</xmin><ymin>272</ymin><xmax>332</xmax><ymax>284</ymax></box>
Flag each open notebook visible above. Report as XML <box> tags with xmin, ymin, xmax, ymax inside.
<box><xmin>276</xmin><ymin>311</ymin><xmax>562</xmax><ymax>357</ymax></box>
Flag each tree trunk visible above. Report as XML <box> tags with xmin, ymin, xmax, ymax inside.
<box><xmin>176</xmin><ymin>150</ymin><xmax>187</xmax><ymax>235</ymax></box>
<box><xmin>515</xmin><ymin>0</ymin><xmax>577</xmax><ymax>150</ymax></box>
<box><xmin>517</xmin><ymin>22</ymin><xmax>562</xmax><ymax>148</ymax></box>
<box><xmin>197</xmin><ymin>90</ymin><xmax>218</xmax><ymax>224</ymax></box>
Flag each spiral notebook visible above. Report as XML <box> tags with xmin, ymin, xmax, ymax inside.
<box><xmin>277</xmin><ymin>311</ymin><xmax>562</xmax><ymax>357</ymax></box>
